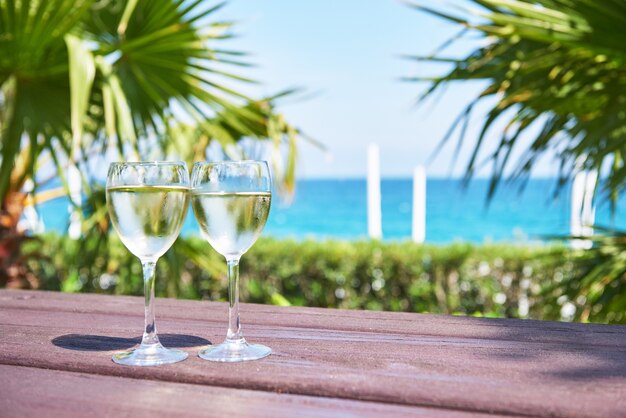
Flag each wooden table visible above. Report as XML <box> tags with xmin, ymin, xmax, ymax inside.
<box><xmin>1</xmin><ymin>289</ymin><xmax>625</xmax><ymax>417</ymax></box>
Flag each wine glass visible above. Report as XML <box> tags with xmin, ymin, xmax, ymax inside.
<box><xmin>106</xmin><ymin>162</ymin><xmax>190</xmax><ymax>366</ymax></box>
<box><xmin>191</xmin><ymin>160</ymin><xmax>272</xmax><ymax>362</ymax></box>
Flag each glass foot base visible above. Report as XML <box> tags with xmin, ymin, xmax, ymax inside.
<box><xmin>199</xmin><ymin>339</ymin><xmax>271</xmax><ymax>362</ymax></box>
<box><xmin>112</xmin><ymin>343</ymin><xmax>188</xmax><ymax>366</ymax></box>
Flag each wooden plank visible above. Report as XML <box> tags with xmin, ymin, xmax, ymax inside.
<box><xmin>0</xmin><ymin>365</ymin><xmax>483</xmax><ymax>418</ymax></box>
<box><xmin>1</xmin><ymin>289</ymin><xmax>626</xmax><ymax>417</ymax></box>
<box><xmin>2</xmin><ymin>289</ymin><xmax>624</xmax><ymax>348</ymax></box>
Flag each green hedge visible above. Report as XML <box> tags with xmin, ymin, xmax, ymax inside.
<box><xmin>21</xmin><ymin>234</ymin><xmax>593</xmax><ymax>322</ymax></box>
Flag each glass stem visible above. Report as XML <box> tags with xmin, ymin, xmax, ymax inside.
<box><xmin>226</xmin><ymin>257</ymin><xmax>244</xmax><ymax>342</ymax></box>
<box><xmin>141</xmin><ymin>260</ymin><xmax>160</xmax><ymax>347</ymax></box>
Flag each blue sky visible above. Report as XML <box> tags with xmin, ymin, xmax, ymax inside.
<box><xmin>213</xmin><ymin>1</ymin><xmax>556</xmax><ymax>179</ymax></box>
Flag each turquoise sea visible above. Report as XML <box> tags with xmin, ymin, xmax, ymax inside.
<box><xmin>35</xmin><ymin>178</ymin><xmax>626</xmax><ymax>243</ymax></box>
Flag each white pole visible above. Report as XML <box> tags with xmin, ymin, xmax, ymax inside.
<box><xmin>17</xmin><ymin>179</ymin><xmax>45</xmax><ymax>234</ymax></box>
<box><xmin>412</xmin><ymin>166</ymin><xmax>426</xmax><ymax>243</ymax></box>
<box><xmin>570</xmin><ymin>169</ymin><xmax>597</xmax><ymax>249</ymax></box>
<box><xmin>581</xmin><ymin>170</ymin><xmax>597</xmax><ymax>236</ymax></box>
<box><xmin>68</xmin><ymin>164</ymin><xmax>82</xmax><ymax>240</ymax></box>
<box><xmin>367</xmin><ymin>144</ymin><xmax>382</xmax><ymax>239</ymax></box>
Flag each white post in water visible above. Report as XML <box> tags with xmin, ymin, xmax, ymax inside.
<box><xmin>412</xmin><ymin>165</ymin><xmax>426</xmax><ymax>243</ymax></box>
<box><xmin>68</xmin><ymin>164</ymin><xmax>82</xmax><ymax>240</ymax></box>
<box><xmin>570</xmin><ymin>169</ymin><xmax>597</xmax><ymax>249</ymax></box>
<box><xmin>367</xmin><ymin>144</ymin><xmax>382</xmax><ymax>239</ymax></box>
<box><xmin>17</xmin><ymin>179</ymin><xmax>45</xmax><ymax>234</ymax></box>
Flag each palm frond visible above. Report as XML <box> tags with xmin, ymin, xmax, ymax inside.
<box><xmin>1</xmin><ymin>0</ymin><xmax>310</xmax><ymax>204</ymax></box>
<box><xmin>411</xmin><ymin>0</ymin><xmax>626</xmax><ymax>323</ymax></box>
<box><xmin>410</xmin><ymin>0</ymin><xmax>626</xmax><ymax>202</ymax></box>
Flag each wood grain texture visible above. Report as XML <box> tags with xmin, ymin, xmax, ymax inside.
<box><xmin>1</xmin><ymin>289</ymin><xmax>626</xmax><ymax>417</ymax></box>
<box><xmin>1</xmin><ymin>365</ymin><xmax>485</xmax><ymax>418</ymax></box>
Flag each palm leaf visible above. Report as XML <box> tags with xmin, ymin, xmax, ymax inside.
<box><xmin>410</xmin><ymin>0</ymin><xmax>626</xmax><ymax>323</ymax></box>
<box><xmin>2</xmin><ymin>0</ymin><xmax>311</xmax><ymax>206</ymax></box>
<box><xmin>1</xmin><ymin>1</ymin><xmax>313</xmax><ymax>289</ymax></box>
<box><xmin>410</xmin><ymin>0</ymin><xmax>626</xmax><ymax>202</ymax></box>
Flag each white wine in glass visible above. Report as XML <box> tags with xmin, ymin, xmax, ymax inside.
<box><xmin>107</xmin><ymin>185</ymin><xmax>190</xmax><ymax>259</ymax></box>
<box><xmin>191</xmin><ymin>161</ymin><xmax>272</xmax><ymax>362</ymax></box>
<box><xmin>106</xmin><ymin>162</ymin><xmax>190</xmax><ymax>366</ymax></box>
<box><xmin>192</xmin><ymin>191</ymin><xmax>271</xmax><ymax>258</ymax></box>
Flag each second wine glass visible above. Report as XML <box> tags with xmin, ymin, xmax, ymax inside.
<box><xmin>191</xmin><ymin>160</ymin><xmax>272</xmax><ymax>362</ymax></box>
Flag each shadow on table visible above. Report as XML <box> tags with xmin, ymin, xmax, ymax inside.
<box><xmin>51</xmin><ymin>334</ymin><xmax>211</xmax><ymax>351</ymax></box>
<box><xmin>461</xmin><ymin>316</ymin><xmax>626</xmax><ymax>380</ymax></box>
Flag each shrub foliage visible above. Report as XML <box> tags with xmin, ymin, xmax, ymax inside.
<box><xmin>20</xmin><ymin>234</ymin><xmax>616</xmax><ymax>323</ymax></box>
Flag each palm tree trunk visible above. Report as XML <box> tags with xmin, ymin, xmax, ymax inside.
<box><xmin>0</xmin><ymin>188</ymin><xmax>35</xmax><ymax>288</ymax></box>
